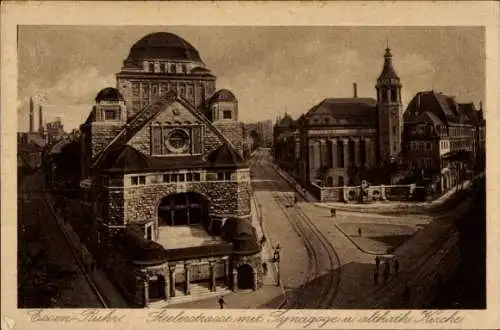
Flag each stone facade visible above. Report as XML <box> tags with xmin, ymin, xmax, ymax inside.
<box><xmin>214</xmin><ymin>121</ymin><xmax>245</xmax><ymax>157</ymax></box>
<box><xmin>78</xmin><ymin>32</ymin><xmax>262</xmax><ymax>307</ymax></box>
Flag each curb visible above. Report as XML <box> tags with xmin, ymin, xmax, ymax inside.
<box><xmin>251</xmin><ymin>191</ymin><xmax>288</xmax><ymax>309</ymax></box>
<box><xmin>333</xmin><ymin>222</ymin><xmax>390</xmax><ymax>256</ymax></box>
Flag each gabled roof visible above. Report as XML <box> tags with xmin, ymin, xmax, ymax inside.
<box><xmin>414</xmin><ymin>111</ymin><xmax>444</xmax><ymax>126</ymax></box>
<box><xmin>306</xmin><ymin>98</ymin><xmax>377</xmax><ymax>118</ymax></box>
<box><xmin>93</xmin><ymin>92</ymin><xmax>244</xmax><ymax>171</ymax></box>
<box><xmin>206</xmin><ymin>144</ymin><xmax>246</xmax><ymax>168</ymax></box>
<box><xmin>404</xmin><ymin>91</ymin><xmax>477</xmax><ymax>125</ymax></box>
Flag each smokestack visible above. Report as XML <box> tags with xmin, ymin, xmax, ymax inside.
<box><xmin>29</xmin><ymin>97</ymin><xmax>34</xmax><ymax>132</ymax></box>
<box><xmin>38</xmin><ymin>105</ymin><xmax>43</xmax><ymax>133</ymax></box>
<box><xmin>353</xmin><ymin>83</ymin><xmax>358</xmax><ymax>98</ymax></box>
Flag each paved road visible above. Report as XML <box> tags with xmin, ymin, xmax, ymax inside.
<box><xmin>18</xmin><ymin>170</ymin><xmax>104</xmax><ymax>308</ymax></box>
<box><xmin>249</xmin><ymin>149</ymin><xmax>342</xmax><ymax>308</ymax></box>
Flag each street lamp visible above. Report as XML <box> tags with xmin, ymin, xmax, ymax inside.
<box><xmin>273</xmin><ymin>244</ymin><xmax>281</xmax><ymax>286</ymax></box>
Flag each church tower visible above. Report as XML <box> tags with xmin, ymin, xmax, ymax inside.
<box><xmin>376</xmin><ymin>46</ymin><xmax>402</xmax><ymax>163</ymax></box>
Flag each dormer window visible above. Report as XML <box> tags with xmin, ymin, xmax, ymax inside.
<box><xmin>223</xmin><ymin>110</ymin><xmax>232</xmax><ymax>119</ymax></box>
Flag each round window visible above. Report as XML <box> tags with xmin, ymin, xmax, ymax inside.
<box><xmin>165</xmin><ymin>129</ymin><xmax>190</xmax><ymax>153</ymax></box>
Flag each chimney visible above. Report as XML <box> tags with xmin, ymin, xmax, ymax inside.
<box><xmin>29</xmin><ymin>97</ymin><xmax>34</xmax><ymax>132</ymax></box>
<box><xmin>353</xmin><ymin>83</ymin><xmax>358</xmax><ymax>98</ymax></box>
<box><xmin>417</xmin><ymin>93</ymin><xmax>421</xmax><ymax>109</ymax></box>
<box><xmin>479</xmin><ymin>101</ymin><xmax>483</xmax><ymax>111</ymax></box>
<box><xmin>38</xmin><ymin>105</ymin><xmax>43</xmax><ymax>133</ymax></box>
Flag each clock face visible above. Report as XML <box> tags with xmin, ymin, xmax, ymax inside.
<box><xmin>165</xmin><ymin>129</ymin><xmax>190</xmax><ymax>153</ymax></box>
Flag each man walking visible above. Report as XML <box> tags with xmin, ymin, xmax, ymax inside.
<box><xmin>375</xmin><ymin>256</ymin><xmax>380</xmax><ymax>269</ymax></box>
<box><xmin>218</xmin><ymin>296</ymin><xmax>226</xmax><ymax>309</ymax></box>
<box><xmin>358</xmin><ymin>227</ymin><xmax>362</xmax><ymax>237</ymax></box>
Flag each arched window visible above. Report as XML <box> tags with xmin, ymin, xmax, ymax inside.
<box><xmin>337</xmin><ymin>142</ymin><xmax>344</xmax><ymax>168</ymax></box>
<box><xmin>170</xmin><ymin>64</ymin><xmax>176</xmax><ymax>73</ymax></box>
<box><xmin>149</xmin><ymin>62</ymin><xmax>155</xmax><ymax>73</ymax></box>
<box><xmin>181</xmin><ymin>64</ymin><xmax>187</xmax><ymax>74</ymax></box>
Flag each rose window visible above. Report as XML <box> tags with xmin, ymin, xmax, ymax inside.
<box><xmin>165</xmin><ymin>129</ymin><xmax>190</xmax><ymax>153</ymax></box>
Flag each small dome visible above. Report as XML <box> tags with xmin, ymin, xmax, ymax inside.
<box><xmin>95</xmin><ymin>87</ymin><xmax>124</xmax><ymax>102</ymax></box>
<box><xmin>123</xmin><ymin>32</ymin><xmax>203</xmax><ymax>67</ymax></box>
<box><xmin>211</xmin><ymin>89</ymin><xmax>237</xmax><ymax>103</ymax></box>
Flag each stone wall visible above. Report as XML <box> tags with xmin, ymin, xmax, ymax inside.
<box><xmin>203</xmin><ymin>124</ymin><xmax>224</xmax><ymax>156</ymax></box>
<box><xmin>90</xmin><ymin>123</ymin><xmax>122</xmax><ymax>161</ymax></box>
<box><xmin>123</xmin><ymin>180</ymin><xmax>251</xmax><ymax>224</ymax></box>
<box><xmin>312</xmin><ymin>183</ymin><xmax>424</xmax><ymax>203</ymax></box>
<box><xmin>214</xmin><ymin>121</ymin><xmax>244</xmax><ymax>157</ymax></box>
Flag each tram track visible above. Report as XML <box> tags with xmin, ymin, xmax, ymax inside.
<box><xmin>249</xmin><ymin>150</ymin><xmax>341</xmax><ymax>308</ymax></box>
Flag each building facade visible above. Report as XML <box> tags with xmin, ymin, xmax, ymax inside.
<box><xmin>402</xmin><ymin>91</ymin><xmax>484</xmax><ymax>192</ymax></box>
<box><xmin>275</xmin><ymin>47</ymin><xmax>403</xmax><ymax>188</ymax></box>
<box><xmin>78</xmin><ymin>32</ymin><xmax>262</xmax><ymax>307</ymax></box>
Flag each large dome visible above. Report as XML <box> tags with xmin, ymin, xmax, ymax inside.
<box><xmin>123</xmin><ymin>32</ymin><xmax>204</xmax><ymax>67</ymax></box>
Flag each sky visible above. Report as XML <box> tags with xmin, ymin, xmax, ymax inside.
<box><xmin>17</xmin><ymin>26</ymin><xmax>485</xmax><ymax>132</ymax></box>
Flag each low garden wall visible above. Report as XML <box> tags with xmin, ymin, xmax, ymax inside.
<box><xmin>311</xmin><ymin>183</ymin><xmax>426</xmax><ymax>203</ymax></box>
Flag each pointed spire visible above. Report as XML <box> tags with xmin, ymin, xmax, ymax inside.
<box><xmin>378</xmin><ymin>45</ymin><xmax>399</xmax><ymax>81</ymax></box>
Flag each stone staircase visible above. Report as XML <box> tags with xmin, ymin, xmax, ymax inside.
<box><xmin>148</xmin><ymin>283</ymin><xmax>231</xmax><ymax>308</ymax></box>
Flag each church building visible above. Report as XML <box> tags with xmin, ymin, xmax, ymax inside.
<box><xmin>282</xmin><ymin>47</ymin><xmax>403</xmax><ymax>188</ymax></box>
<box><xmin>78</xmin><ymin>32</ymin><xmax>262</xmax><ymax>307</ymax></box>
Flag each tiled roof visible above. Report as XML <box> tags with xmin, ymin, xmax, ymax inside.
<box><xmin>206</xmin><ymin>144</ymin><xmax>246</xmax><ymax>168</ymax></box>
<box><xmin>307</xmin><ymin>98</ymin><xmax>377</xmax><ymax>117</ymax></box>
<box><xmin>99</xmin><ymin>143</ymin><xmax>246</xmax><ymax>173</ymax></box>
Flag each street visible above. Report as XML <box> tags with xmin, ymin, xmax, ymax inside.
<box><xmin>18</xmin><ymin>170</ymin><xmax>104</xmax><ymax>308</ymax></box>
<box><xmin>248</xmin><ymin>149</ymin><xmax>478</xmax><ymax>308</ymax></box>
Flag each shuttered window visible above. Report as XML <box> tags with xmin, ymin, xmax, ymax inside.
<box><xmin>192</xmin><ymin>126</ymin><xmax>202</xmax><ymax>154</ymax></box>
<box><xmin>152</xmin><ymin>126</ymin><xmax>163</xmax><ymax>155</ymax></box>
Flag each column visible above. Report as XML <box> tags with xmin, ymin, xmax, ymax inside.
<box><xmin>354</xmin><ymin>138</ymin><xmax>361</xmax><ymax>167</ymax></box>
<box><xmin>169</xmin><ymin>264</ymin><xmax>176</xmax><ymax>297</ymax></box>
<box><xmin>313</xmin><ymin>141</ymin><xmax>321</xmax><ymax>170</ymax></box>
<box><xmin>224</xmin><ymin>259</ymin><xmax>229</xmax><ymax>286</ymax></box>
<box><xmin>364</xmin><ymin>138</ymin><xmax>371</xmax><ymax>168</ymax></box>
<box><xmin>143</xmin><ymin>277</ymin><xmax>149</xmax><ymax>307</ymax></box>
<box><xmin>232</xmin><ymin>268</ymin><xmax>238</xmax><ymax>292</ymax></box>
<box><xmin>308</xmin><ymin>141</ymin><xmax>315</xmax><ymax>172</ymax></box>
<box><xmin>319</xmin><ymin>140</ymin><xmax>325</xmax><ymax>168</ymax></box>
<box><xmin>184</xmin><ymin>263</ymin><xmax>191</xmax><ymax>295</ymax></box>
<box><xmin>343</xmin><ymin>139</ymin><xmax>349</xmax><ymax>169</ymax></box>
<box><xmin>252</xmin><ymin>268</ymin><xmax>258</xmax><ymax>291</ymax></box>
<box><xmin>209</xmin><ymin>261</ymin><xmax>217</xmax><ymax>292</ymax></box>
<box><xmin>164</xmin><ymin>273</ymin><xmax>170</xmax><ymax>301</ymax></box>
<box><xmin>331</xmin><ymin>139</ymin><xmax>337</xmax><ymax>168</ymax></box>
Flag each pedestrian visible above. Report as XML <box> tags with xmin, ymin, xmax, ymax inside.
<box><xmin>375</xmin><ymin>256</ymin><xmax>380</xmax><ymax>269</ymax></box>
<box><xmin>330</xmin><ymin>208</ymin><xmax>336</xmax><ymax>217</ymax></box>
<box><xmin>383</xmin><ymin>267</ymin><xmax>389</xmax><ymax>284</ymax></box>
<box><xmin>294</xmin><ymin>196</ymin><xmax>298</xmax><ymax>204</ymax></box>
<box><xmin>260</xmin><ymin>235</ymin><xmax>266</xmax><ymax>247</ymax></box>
<box><xmin>393</xmin><ymin>259</ymin><xmax>399</xmax><ymax>275</ymax></box>
<box><xmin>374</xmin><ymin>269</ymin><xmax>379</xmax><ymax>286</ymax></box>
<box><xmin>358</xmin><ymin>227</ymin><xmax>362</xmax><ymax>237</ymax></box>
<box><xmin>262</xmin><ymin>262</ymin><xmax>268</xmax><ymax>275</ymax></box>
<box><xmin>218</xmin><ymin>296</ymin><xmax>226</xmax><ymax>309</ymax></box>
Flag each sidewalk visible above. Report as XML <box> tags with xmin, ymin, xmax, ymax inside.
<box><xmin>44</xmin><ymin>192</ymin><xmax>129</xmax><ymax>308</ymax></box>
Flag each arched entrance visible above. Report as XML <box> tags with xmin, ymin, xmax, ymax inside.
<box><xmin>237</xmin><ymin>264</ymin><xmax>254</xmax><ymax>290</ymax></box>
<box><xmin>326</xmin><ymin>176</ymin><xmax>334</xmax><ymax>187</ymax></box>
<box><xmin>148</xmin><ymin>275</ymin><xmax>166</xmax><ymax>301</ymax></box>
<box><xmin>158</xmin><ymin>192</ymin><xmax>209</xmax><ymax>227</ymax></box>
